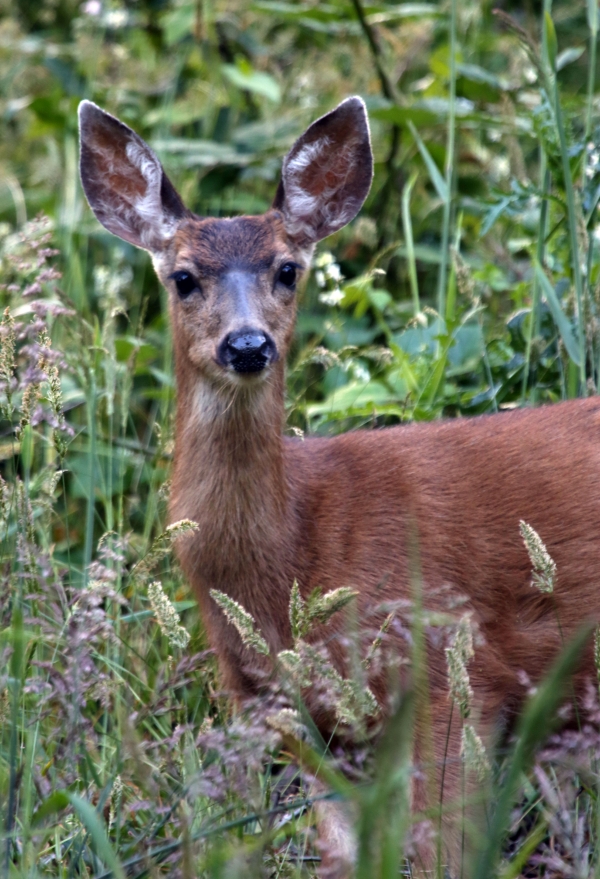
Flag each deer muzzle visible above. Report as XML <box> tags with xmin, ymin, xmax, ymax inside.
<box><xmin>217</xmin><ymin>329</ymin><xmax>277</xmax><ymax>374</ymax></box>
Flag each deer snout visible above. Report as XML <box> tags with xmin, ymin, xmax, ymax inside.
<box><xmin>217</xmin><ymin>329</ymin><xmax>278</xmax><ymax>374</ymax></box>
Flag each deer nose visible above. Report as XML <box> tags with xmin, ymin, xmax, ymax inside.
<box><xmin>218</xmin><ymin>329</ymin><xmax>277</xmax><ymax>374</ymax></box>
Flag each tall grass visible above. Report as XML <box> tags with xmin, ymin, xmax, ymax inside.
<box><xmin>2</xmin><ymin>1</ymin><xmax>600</xmax><ymax>876</ymax></box>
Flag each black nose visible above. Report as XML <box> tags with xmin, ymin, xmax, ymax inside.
<box><xmin>218</xmin><ymin>330</ymin><xmax>277</xmax><ymax>374</ymax></box>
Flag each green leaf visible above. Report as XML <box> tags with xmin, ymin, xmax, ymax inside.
<box><xmin>368</xmin><ymin>3</ymin><xmax>441</xmax><ymax>20</ymax></box>
<box><xmin>556</xmin><ymin>46</ymin><xmax>585</xmax><ymax>71</ymax></box>
<box><xmin>373</xmin><ymin>97</ymin><xmax>480</xmax><ymax>130</ymax></box>
<box><xmin>32</xmin><ymin>791</ymin><xmax>70</xmax><ymax>825</ymax></box>
<box><xmin>372</xmin><ymin>105</ymin><xmax>440</xmax><ymax>128</ymax></box>
<box><xmin>534</xmin><ymin>263</ymin><xmax>581</xmax><ymax>366</ymax></box>
<box><xmin>251</xmin><ymin>1</ymin><xmax>361</xmax><ymax>33</ymax></box>
<box><xmin>151</xmin><ymin>139</ymin><xmax>249</xmax><ymax>168</ymax></box>
<box><xmin>544</xmin><ymin>12</ymin><xmax>558</xmax><ymax>72</ymax></box>
<box><xmin>367</xmin><ymin>289</ymin><xmax>392</xmax><ymax>312</ymax></box>
<box><xmin>307</xmin><ymin>380</ymin><xmax>397</xmax><ymax>417</ymax></box>
<box><xmin>447</xmin><ymin>324</ymin><xmax>484</xmax><ymax>371</ymax></box>
<box><xmin>221</xmin><ymin>63</ymin><xmax>281</xmax><ymax>103</ymax></box>
<box><xmin>161</xmin><ymin>5</ymin><xmax>194</xmax><ymax>46</ymax></box>
<box><xmin>407</xmin><ymin>122</ymin><xmax>448</xmax><ymax>203</ymax></box>
<box><xmin>456</xmin><ymin>62</ymin><xmax>506</xmax><ymax>90</ymax></box>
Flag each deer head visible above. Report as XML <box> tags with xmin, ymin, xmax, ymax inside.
<box><xmin>78</xmin><ymin>98</ymin><xmax>373</xmax><ymax>404</ymax></box>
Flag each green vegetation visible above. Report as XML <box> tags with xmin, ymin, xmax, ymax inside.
<box><xmin>1</xmin><ymin>0</ymin><xmax>600</xmax><ymax>875</ymax></box>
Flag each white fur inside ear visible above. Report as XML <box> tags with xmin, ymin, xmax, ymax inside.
<box><xmin>125</xmin><ymin>139</ymin><xmax>178</xmax><ymax>248</ymax></box>
<box><xmin>283</xmin><ymin>134</ymin><xmax>363</xmax><ymax>240</ymax></box>
<box><xmin>283</xmin><ymin>138</ymin><xmax>329</xmax><ymax>236</ymax></box>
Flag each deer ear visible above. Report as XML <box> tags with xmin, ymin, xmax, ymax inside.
<box><xmin>78</xmin><ymin>100</ymin><xmax>188</xmax><ymax>252</ymax></box>
<box><xmin>273</xmin><ymin>96</ymin><xmax>373</xmax><ymax>245</ymax></box>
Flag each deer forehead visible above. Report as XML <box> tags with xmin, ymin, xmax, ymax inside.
<box><xmin>165</xmin><ymin>212</ymin><xmax>308</xmax><ymax>278</ymax></box>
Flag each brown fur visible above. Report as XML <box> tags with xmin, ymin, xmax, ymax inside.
<box><xmin>78</xmin><ymin>96</ymin><xmax>600</xmax><ymax>875</ymax></box>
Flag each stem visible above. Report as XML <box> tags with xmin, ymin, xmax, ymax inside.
<box><xmin>521</xmin><ymin>166</ymin><xmax>550</xmax><ymax>402</ymax></box>
<box><xmin>350</xmin><ymin>0</ymin><xmax>404</xmax><ymax>249</ymax></box>
<box><xmin>349</xmin><ymin>0</ymin><xmax>397</xmax><ymax>102</ymax></box>
<box><xmin>83</xmin><ymin>373</ymin><xmax>97</xmax><ymax>583</ymax></box>
<box><xmin>585</xmin><ymin>0</ymin><xmax>598</xmax><ymax>146</ymax></box>
<box><xmin>5</xmin><ymin>608</ymin><xmax>23</xmax><ymax>876</ymax></box>
<box><xmin>553</xmin><ymin>76</ymin><xmax>586</xmax><ymax>390</ymax></box>
<box><xmin>437</xmin><ymin>700</ymin><xmax>454</xmax><ymax>878</ymax></box>
<box><xmin>437</xmin><ymin>0</ymin><xmax>457</xmax><ymax>321</ymax></box>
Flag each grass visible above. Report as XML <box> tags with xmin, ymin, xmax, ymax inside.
<box><xmin>2</xmin><ymin>0</ymin><xmax>600</xmax><ymax>876</ymax></box>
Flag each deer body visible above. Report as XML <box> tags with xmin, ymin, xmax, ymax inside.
<box><xmin>78</xmin><ymin>96</ymin><xmax>600</xmax><ymax>873</ymax></box>
<box><xmin>172</xmin><ymin>392</ymin><xmax>600</xmax><ymax>709</ymax></box>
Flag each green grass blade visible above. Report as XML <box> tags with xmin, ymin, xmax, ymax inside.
<box><xmin>355</xmin><ymin>691</ymin><xmax>414</xmax><ymax>879</ymax></box>
<box><xmin>67</xmin><ymin>793</ymin><xmax>127</xmax><ymax>879</ymax></box>
<box><xmin>473</xmin><ymin>623</ymin><xmax>593</xmax><ymax>879</ymax></box>
<box><xmin>408</xmin><ymin>122</ymin><xmax>448</xmax><ymax>204</ymax></box>
<box><xmin>498</xmin><ymin>820</ymin><xmax>547</xmax><ymax>879</ymax></box>
<box><xmin>544</xmin><ymin>12</ymin><xmax>558</xmax><ymax>71</ymax></box>
<box><xmin>534</xmin><ymin>262</ymin><xmax>581</xmax><ymax>366</ymax></box>
<box><xmin>32</xmin><ymin>791</ymin><xmax>71</xmax><ymax>825</ymax></box>
<box><xmin>401</xmin><ymin>172</ymin><xmax>420</xmax><ymax>317</ymax></box>
<box><xmin>5</xmin><ymin>606</ymin><xmax>24</xmax><ymax>873</ymax></box>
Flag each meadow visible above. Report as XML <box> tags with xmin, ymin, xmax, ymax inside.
<box><xmin>2</xmin><ymin>0</ymin><xmax>600</xmax><ymax>875</ymax></box>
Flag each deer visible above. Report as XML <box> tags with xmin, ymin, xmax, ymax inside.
<box><xmin>78</xmin><ymin>95</ymin><xmax>600</xmax><ymax>876</ymax></box>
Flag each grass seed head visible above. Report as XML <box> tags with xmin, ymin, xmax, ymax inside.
<box><xmin>520</xmin><ymin>520</ymin><xmax>556</xmax><ymax>593</ymax></box>
<box><xmin>446</xmin><ymin>615</ymin><xmax>475</xmax><ymax>719</ymax></box>
<box><xmin>362</xmin><ymin>611</ymin><xmax>394</xmax><ymax>670</ymax></box>
<box><xmin>277</xmin><ymin>648</ymin><xmax>312</xmax><ymax>688</ymax></box>
<box><xmin>0</xmin><ymin>307</ymin><xmax>16</xmax><ymax>418</ymax></box>
<box><xmin>289</xmin><ymin>579</ymin><xmax>305</xmax><ymax>642</ymax></box>
<box><xmin>452</xmin><ymin>248</ymin><xmax>477</xmax><ymax>303</ymax></box>
<box><xmin>461</xmin><ymin>723</ymin><xmax>490</xmax><ymax>781</ymax></box>
<box><xmin>108</xmin><ymin>775</ymin><xmax>124</xmax><ymax>830</ymax></box>
<box><xmin>148</xmin><ymin>580</ymin><xmax>190</xmax><ymax>651</ymax></box>
<box><xmin>16</xmin><ymin>383</ymin><xmax>40</xmax><ymax>439</ymax></box>
<box><xmin>266</xmin><ymin>708</ymin><xmax>306</xmax><ymax>739</ymax></box>
<box><xmin>0</xmin><ymin>474</ymin><xmax>9</xmax><ymax>534</ymax></box>
<box><xmin>210</xmin><ymin>589</ymin><xmax>270</xmax><ymax>656</ymax></box>
<box><xmin>306</xmin><ymin>585</ymin><xmax>357</xmax><ymax>627</ymax></box>
<box><xmin>132</xmin><ymin>519</ymin><xmax>198</xmax><ymax>579</ymax></box>
<box><xmin>47</xmin><ymin>364</ymin><xmax>68</xmax><ymax>455</ymax></box>
<box><xmin>282</xmin><ymin>641</ymin><xmax>378</xmax><ymax>729</ymax></box>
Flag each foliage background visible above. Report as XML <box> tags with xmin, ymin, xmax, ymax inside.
<box><xmin>1</xmin><ymin>0</ymin><xmax>600</xmax><ymax>876</ymax></box>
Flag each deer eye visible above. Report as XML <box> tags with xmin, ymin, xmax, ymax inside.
<box><xmin>170</xmin><ymin>270</ymin><xmax>200</xmax><ymax>298</ymax></box>
<box><xmin>277</xmin><ymin>263</ymin><xmax>297</xmax><ymax>289</ymax></box>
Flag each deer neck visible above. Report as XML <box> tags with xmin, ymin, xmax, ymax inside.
<box><xmin>170</xmin><ymin>360</ymin><xmax>291</xmax><ymax>594</ymax></box>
